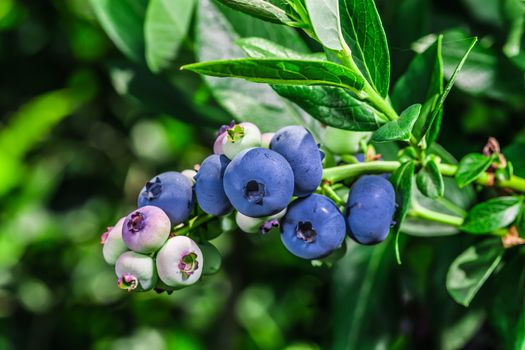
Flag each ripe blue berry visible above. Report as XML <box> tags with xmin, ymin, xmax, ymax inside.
<box><xmin>122</xmin><ymin>206</ymin><xmax>171</xmax><ymax>253</ymax></box>
<box><xmin>222</xmin><ymin>122</ymin><xmax>262</xmax><ymax>159</ymax></box>
<box><xmin>223</xmin><ymin>148</ymin><xmax>294</xmax><ymax>217</ymax></box>
<box><xmin>270</xmin><ymin>126</ymin><xmax>322</xmax><ymax>197</ymax></box>
<box><xmin>345</xmin><ymin>175</ymin><xmax>396</xmax><ymax>245</ymax></box>
<box><xmin>101</xmin><ymin>217</ymin><xmax>128</xmax><ymax>265</ymax></box>
<box><xmin>156</xmin><ymin>236</ymin><xmax>203</xmax><ymax>287</ymax></box>
<box><xmin>194</xmin><ymin>154</ymin><xmax>232</xmax><ymax>216</ymax></box>
<box><xmin>281</xmin><ymin>194</ymin><xmax>346</xmax><ymax>259</ymax></box>
<box><xmin>138</xmin><ymin>171</ymin><xmax>194</xmax><ymax>226</ymax></box>
<box><xmin>115</xmin><ymin>251</ymin><xmax>157</xmax><ymax>291</ymax></box>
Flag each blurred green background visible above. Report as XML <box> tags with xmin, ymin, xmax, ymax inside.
<box><xmin>0</xmin><ymin>0</ymin><xmax>524</xmax><ymax>349</ymax></box>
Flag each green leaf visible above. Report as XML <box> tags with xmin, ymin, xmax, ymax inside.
<box><xmin>273</xmin><ymin>85</ymin><xmax>385</xmax><ymax>131</ymax></box>
<box><xmin>446</xmin><ymin>239</ymin><xmax>504</xmax><ymax>306</ymax></box>
<box><xmin>236</xmin><ymin>37</ymin><xmax>325</xmax><ymax>60</ymax></box>
<box><xmin>215</xmin><ymin>0</ymin><xmax>290</xmax><ymax>24</ymax></box>
<box><xmin>425</xmin><ymin>37</ymin><xmax>478</xmax><ymax>145</ymax></box>
<box><xmin>144</xmin><ymin>0</ymin><xmax>196</xmax><ymax>73</ymax></box>
<box><xmin>182</xmin><ymin>58</ymin><xmax>365</xmax><ymax>91</ymax></box>
<box><xmin>441</xmin><ymin>29</ymin><xmax>524</xmax><ymax>102</ymax></box>
<box><xmin>503</xmin><ymin>0</ymin><xmax>525</xmax><ymax>69</ymax></box>
<box><xmin>236</xmin><ymin>37</ymin><xmax>384</xmax><ymax>131</ymax></box>
<box><xmin>391</xmin><ymin>34</ymin><xmax>443</xmax><ymax>116</ymax></box>
<box><xmin>514</xmin><ymin>295</ymin><xmax>525</xmax><ymax>350</ymax></box>
<box><xmin>371</xmin><ymin>103</ymin><xmax>421</xmax><ymax>142</ymax></box>
<box><xmin>403</xmin><ymin>145</ymin><xmax>476</xmax><ymax>237</ymax></box>
<box><xmin>504</xmin><ymin>142</ymin><xmax>525</xmax><ymax>177</ymax></box>
<box><xmin>305</xmin><ymin>0</ymin><xmax>343</xmax><ymax>51</ymax></box>
<box><xmin>441</xmin><ymin>309</ymin><xmax>485</xmax><ymax>350</ymax></box>
<box><xmin>455</xmin><ymin>153</ymin><xmax>495</xmax><ymax>188</ymax></box>
<box><xmin>339</xmin><ymin>0</ymin><xmax>390</xmax><ymax>97</ymax></box>
<box><xmin>0</xmin><ymin>89</ymin><xmax>88</xmax><ymax>196</ymax></box>
<box><xmin>89</xmin><ymin>0</ymin><xmax>147</xmax><ymax>63</ymax></box>
<box><xmin>416</xmin><ymin>158</ymin><xmax>444</xmax><ymax>199</ymax></box>
<box><xmin>108</xmin><ymin>61</ymin><xmax>228</xmax><ymax>126</ymax></box>
<box><xmin>332</xmin><ymin>240</ymin><xmax>399</xmax><ymax>349</ymax></box>
<box><xmin>390</xmin><ymin>161</ymin><xmax>416</xmax><ymax>263</ymax></box>
<box><xmin>515</xmin><ymin>206</ymin><xmax>525</xmax><ymax>238</ymax></box>
<box><xmin>219</xmin><ymin>4</ymin><xmax>308</xmax><ymax>53</ymax></box>
<box><xmin>462</xmin><ymin>196</ymin><xmax>522</xmax><ymax>234</ymax></box>
<box><xmin>196</xmin><ymin>0</ymin><xmax>314</xmax><ymax>132</ymax></box>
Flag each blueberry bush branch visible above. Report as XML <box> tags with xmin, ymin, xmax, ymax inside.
<box><xmin>94</xmin><ymin>0</ymin><xmax>525</xmax><ymax>332</ymax></box>
<box><xmin>323</xmin><ymin>160</ymin><xmax>525</xmax><ymax>193</ymax></box>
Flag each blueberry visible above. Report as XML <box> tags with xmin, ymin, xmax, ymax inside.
<box><xmin>122</xmin><ymin>206</ymin><xmax>171</xmax><ymax>253</ymax></box>
<box><xmin>322</xmin><ymin>127</ymin><xmax>371</xmax><ymax>155</ymax></box>
<box><xmin>281</xmin><ymin>194</ymin><xmax>346</xmax><ymax>259</ymax></box>
<box><xmin>138</xmin><ymin>171</ymin><xmax>194</xmax><ymax>226</ymax></box>
<box><xmin>156</xmin><ymin>236</ymin><xmax>203</xmax><ymax>287</ymax></box>
<box><xmin>235</xmin><ymin>208</ymin><xmax>286</xmax><ymax>234</ymax></box>
<box><xmin>214</xmin><ymin>121</ymin><xmax>235</xmax><ymax>155</ymax></box>
<box><xmin>355</xmin><ymin>153</ymin><xmax>366</xmax><ymax>163</ymax></box>
<box><xmin>222</xmin><ymin>122</ymin><xmax>262</xmax><ymax>160</ymax></box>
<box><xmin>194</xmin><ymin>154</ymin><xmax>232</xmax><ymax>216</ymax></box>
<box><xmin>223</xmin><ymin>148</ymin><xmax>294</xmax><ymax>217</ymax></box>
<box><xmin>213</xmin><ymin>132</ymin><xmax>226</xmax><ymax>155</ymax></box>
<box><xmin>270</xmin><ymin>126</ymin><xmax>322</xmax><ymax>197</ymax></box>
<box><xmin>345</xmin><ymin>175</ymin><xmax>396</xmax><ymax>245</ymax></box>
<box><xmin>261</xmin><ymin>132</ymin><xmax>275</xmax><ymax>148</ymax></box>
<box><xmin>115</xmin><ymin>251</ymin><xmax>157</xmax><ymax>291</ymax></box>
<box><xmin>101</xmin><ymin>217</ymin><xmax>128</xmax><ymax>265</ymax></box>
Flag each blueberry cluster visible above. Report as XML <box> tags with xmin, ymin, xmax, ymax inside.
<box><xmin>100</xmin><ymin>123</ymin><xmax>397</xmax><ymax>294</ymax></box>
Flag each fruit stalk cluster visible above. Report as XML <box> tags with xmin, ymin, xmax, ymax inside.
<box><xmin>100</xmin><ymin>122</ymin><xmax>397</xmax><ymax>293</ymax></box>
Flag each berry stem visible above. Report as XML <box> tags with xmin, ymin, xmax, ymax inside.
<box><xmin>321</xmin><ymin>183</ymin><xmax>346</xmax><ymax>206</ymax></box>
<box><xmin>408</xmin><ymin>203</ymin><xmax>508</xmax><ymax>236</ymax></box>
<box><xmin>173</xmin><ymin>214</ymin><xmax>215</xmax><ymax>236</ymax></box>
<box><xmin>323</xmin><ymin>161</ymin><xmax>400</xmax><ymax>182</ymax></box>
<box><xmin>338</xmin><ymin>48</ymin><xmax>399</xmax><ymax>122</ymax></box>
<box><xmin>323</xmin><ymin>161</ymin><xmax>525</xmax><ymax>193</ymax></box>
<box><xmin>408</xmin><ymin>202</ymin><xmax>464</xmax><ymax>227</ymax></box>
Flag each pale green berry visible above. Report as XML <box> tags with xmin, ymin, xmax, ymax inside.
<box><xmin>101</xmin><ymin>217</ymin><xmax>128</xmax><ymax>265</ymax></box>
<box><xmin>235</xmin><ymin>208</ymin><xmax>286</xmax><ymax>234</ymax></box>
<box><xmin>156</xmin><ymin>236</ymin><xmax>203</xmax><ymax>287</ymax></box>
<box><xmin>115</xmin><ymin>251</ymin><xmax>157</xmax><ymax>292</ymax></box>
<box><xmin>261</xmin><ymin>132</ymin><xmax>274</xmax><ymax>148</ymax></box>
<box><xmin>322</xmin><ymin>127</ymin><xmax>371</xmax><ymax>155</ymax></box>
<box><xmin>222</xmin><ymin>122</ymin><xmax>261</xmax><ymax>159</ymax></box>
